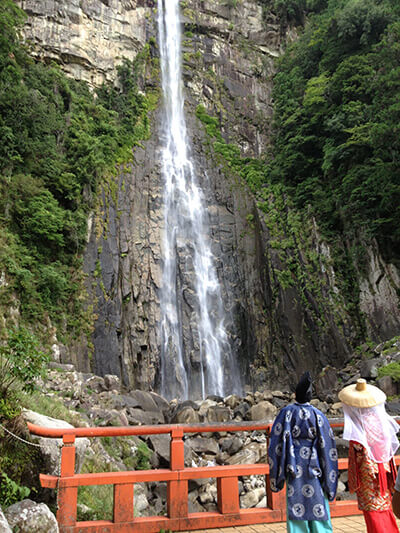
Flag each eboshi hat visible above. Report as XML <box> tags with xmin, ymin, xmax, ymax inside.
<box><xmin>338</xmin><ymin>378</ymin><xmax>386</xmax><ymax>408</ymax></box>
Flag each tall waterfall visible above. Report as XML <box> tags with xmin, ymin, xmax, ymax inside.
<box><xmin>157</xmin><ymin>0</ymin><xmax>241</xmax><ymax>400</ymax></box>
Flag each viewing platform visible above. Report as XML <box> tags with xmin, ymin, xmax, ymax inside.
<box><xmin>181</xmin><ymin>516</ymin><xmax>400</xmax><ymax>533</ymax></box>
<box><xmin>27</xmin><ymin>419</ymin><xmax>400</xmax><ymax>533</ymax></box>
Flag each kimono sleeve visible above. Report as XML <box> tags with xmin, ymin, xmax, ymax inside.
<box><xmin>316</xmin><ymin>411</ymin><xmax>338</xmax><ymax>501</ymax></box>
<box><xmin>268</xmin><ymin>407</ymin><xmax>290</xmax><ymax>492</ymax></box>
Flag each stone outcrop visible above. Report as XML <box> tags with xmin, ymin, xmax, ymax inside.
<box><xmin>16</xmin><ymin>0</ymin><xmax>154</xmax><ymax>86</ymax></box>
<box><xmin>4</xmin><ymin>500</ymin><xmax>58</xmax><ymax>533</ymax></box>
<box><xmin>22</xmin><ymin>410</ymin><xmax>90</xmax><ymax>476</ymax></box>
<box><xmin>0</xmin><ymin>506</ymin><xmax>12</xmax><ymax>533</ymax></box>
<box><xmin>359</xmin><ymin>241</ymin><xmax>400</xmax><ymax>340</ymax></box>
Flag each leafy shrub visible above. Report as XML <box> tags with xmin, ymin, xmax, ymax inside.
<box><xmin>377</xmin><ymin>362</ymin><xmax>400</xmax><ymax>383</ymax></box>
<box><xmin>0</xmin><ymin>472</ymin><xmax>30</xmax><ymax>507</ymax></box>
<box><xmin>0</xmin><ymin>0</ymin><xmax>156</xmax><ymax>342</ymax></box>
<box><xmin>0</xmin><ymin>326</ymin><xmax>49</xmax><ymax>404</ymax></box>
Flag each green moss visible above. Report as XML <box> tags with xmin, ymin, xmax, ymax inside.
<box><xmin>378</xmin><ymin>362</ymin><xmax>400</xmax><ymax>382</ymax></box>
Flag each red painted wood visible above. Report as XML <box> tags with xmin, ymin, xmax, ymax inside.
<box><xmin>167</xmin><ymin>479</ymin><xmax>188</xmax><ymax>518</ymax></box>
<box><xmin>58</xmin><ymin>441</ymin><xmax>77</xmax><ymax>528</ymax></box>
<box><xmin>217</xmin><ymin>476</ymin><xmax>239</xmax><ymax>514</ymax></box>
<box><xmin>114</xmin><ymin>484</ymin><xmax>134</xmax><ymax>523</ymax></box>
<box><xmin>28</xmin><ymin>419</ymin><xmax>398</xmax><ymax>533</ymax></box>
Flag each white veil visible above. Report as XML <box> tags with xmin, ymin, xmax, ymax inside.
<box><xmin>342</xmin><ymin>402</ymin><xmax>399</xmax><ymax>463</ymax></box>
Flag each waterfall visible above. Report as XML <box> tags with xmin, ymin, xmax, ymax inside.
<box><xmin>157</xmin><ymin>0</ymin><xmax>241</xmax><ymax>401</ymax></box>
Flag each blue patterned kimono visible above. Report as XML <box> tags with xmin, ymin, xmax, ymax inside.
<box><xmin>268</xmin><ymin>402</ymin><xmax>338</xmax><ymax>521</ymax></box>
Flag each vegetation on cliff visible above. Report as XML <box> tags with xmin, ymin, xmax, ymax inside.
<box><xmin>0</xmin><ymin>1</ymin><xmax>155</xmax><ymax>350</ymax></box>
<box><xmin>266</xmin><ymin>0</ymin><xmax>400</xmax><ymax>266</ymax></box>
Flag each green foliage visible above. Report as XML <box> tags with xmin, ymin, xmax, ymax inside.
<box><xmin>0</xmin><ymin>472</ymin><xmax>30</xmax><ymax>507</ymax></box>
<box><xmin>101</xmin><ymin>436</ymin><xmax>152</xmax><ymax>471</ymax></box>
<box><xmin>377</xmin><ymin>362</ymin><xmax>400</xmax><ymax>382</ymax></box>
<box><xmin>0</xmin><ymin>326</ymin><xmax>49</xmax><ymax>404</ymax></box>
<box><xmin>0</xmin><ymin>0</ymin><xmax>155</xmax><ymax>339</ymax></box>
<box><xmin>266</xmin><ymin>0</ymin><xmax>400</xmax><ymax>266</ymax></box>
<box><xmin>196</xmin><ymin>105</ymin><xmax>264</xmax><ymax>191</ymax></box>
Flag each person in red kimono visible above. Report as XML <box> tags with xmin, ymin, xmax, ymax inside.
<box><xmin>339</xmin><ymin>378</ymin><xmax>400</xmax><ymax>533</ymax></box>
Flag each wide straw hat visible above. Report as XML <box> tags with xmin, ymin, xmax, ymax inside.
<box><xmin>338</xmin><ymin>378</ymin><xmax>386</xmax><ymax>408</ymax></box>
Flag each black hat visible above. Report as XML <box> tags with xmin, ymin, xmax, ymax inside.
<box><xmin>295</xmin><ymin>371</ymin><xmax>312</xmax><ymax>403</ymax></box>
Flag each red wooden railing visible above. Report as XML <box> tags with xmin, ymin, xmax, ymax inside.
<box><xmin>27</xmin><ymin>419</ymin><xmax>370</xmax><ymax>533</ymax></box>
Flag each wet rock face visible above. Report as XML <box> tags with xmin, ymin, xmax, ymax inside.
<box><xmin>82</xmin><ymin>114</ymin><xmax>163</xmax><ymax>389</ymax></box>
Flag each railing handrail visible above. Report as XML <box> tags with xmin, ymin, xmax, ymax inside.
<box><xmin>27</xmin><ymin>417</ymin><xmax>347</xmax><ymax>439</ymax></box>
<box><xmin>27</xmin><ymin>416</ymin><xmax>378</xmax><ymax>532</ymax></box>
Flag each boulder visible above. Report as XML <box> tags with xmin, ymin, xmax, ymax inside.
<box><xmin>360</xmin><ymin>358</ymin><xmax>380</xmax><ymax>379</ymax></box>
<box><xmin>135</xmin><ymin>492</ymin><xmax>149</xmax><ymax>514</ymax></box>
<box><xmin>198</xmin><ymin>482</ymin><xmax>217</xmax><ymax>504</ymax></box>
<box><xmin>224</xmin><ymin>394</ymin><xmax>240</xmax><ymax>409</ymax></box>
<box><xmin>240</xmin><ymin>487</ymin><xmax>265</xmax><ymax>508</ymax></box>
<box><xmin>249</xmin><ymin>401</ymin><xmax>277</xmax><ymax>421</ymax></box>
<box><xmin>226</xmin><ymin>442</ymin><xmax>266</xmax><ymax>465</ymax></box>
<box><xmin>147</xmin><ymin>434</ymin><xmax>192</xmax><ymax>466</ymax></box>
<box><xmin>4</xmin><ymin>499</ymin><xmax>58</xmax><ymax>533</ymax></box>
<box><xmin>170</xmin><ymin>405</ymin><xmax>200</xmax><ymax>424</ymax></box>
<box><xmin>376</xmin><ymin>375</ymin><xmax>398</xmax><ymax>397</ymax></box>
<box><xmin>198</xmin><ymin>399</ymin><xmax>218</xmax><ymax>418</ymax></box>
<box><xmin>129</xmin><ymin>390</ymin><xmax>159</xmax><ymax>412</ymax></box>
<box><xmin>22</xmin><ymin>410</ymin><xmax>89</xmax><ymax>475</ymax></box>
<box><xmin>233</xmin><ymin>402</ymin><xmax>250</xmax><ymax>419</ymax></box>
<box><xmin>186</xmin><ymin>436</ymin><xmax>219</xmax><ymax>455</ymax></box>
<box><xmin>220</xmin><ymin>436</ymin><xmax>243</xmax><ymax>455</ymax></box>
<box><xmin>104</xmin><ymin>374</ymin><xmax>121</xmax><ymax>391</ymax></box>
<box><xmin>205</xmin><ymin>406</ymin><xmax>232</xmax><ymax>423</ymax></box>
<box><xmin>0</xmin><ymin>506</ymin><xmax>12</xmax><ymax>533</ymax></box>
<box><xmin>84</xmin><ymin>375</ymin><xmax>106</xmax><ymax>393</ymax></box>
<box><xmin>126</xmin><ymin>408</ymin><xmax>164</xmax><ymax>425</ymax></box>
<box><xmin>149</xmin><ymin>391</ymin><xmax>170</xmax><ymax>412</ymax></box>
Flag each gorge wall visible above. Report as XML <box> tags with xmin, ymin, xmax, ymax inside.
<box><xmin>16</xmin><ymin>0</ymin><xmax>400</xmax><ymax>393</ymax></box>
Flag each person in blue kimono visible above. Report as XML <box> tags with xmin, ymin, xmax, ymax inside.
<box><xmin>268</xmin><ymin>372</ymin><xmax>338</xmax><ymax>532</ymax></box>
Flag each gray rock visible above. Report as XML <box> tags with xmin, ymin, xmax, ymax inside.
<box><xmin>129</xmin><ymin>390</ymin><xmax>159</xmax><ymax>412</ymax></box>
<box><xmin>249</xmin><ymin>401</ymin><xmax>277</xmax><ymax>421</ymax></box>
<box><xmin>0</xmin><ymin>506</ymin><xmax>11</xmax><ymax>533</ymax></box>
<box><xmin>186</xmin><ymin>436</ymin><xmax>219</xmax><ymax>455</ymax></box>
<box><xmin>376</xmin><ymin>375</ymin><xmax>398</xmax><ymax>397</ymax></box>
<box><xmin>224</xmin><ymin>394</ymin><xmax>240</xmax><ymax>409</ymax></box>
<box><xmin>226</xmin><ymin>442</ymin><xmax>266</xmax><ymax>465</ymax></box>
<box><xmin>134</xmin><ymin>493</ymin><xmax>149</xmax><ymax>514</ymax></box>
<box><xmin>204</xmin><ymin>406</ymin><xmax>232</xmax><ymax>423</ymax></box>
<box><xmin>5</xmin><ymin>500</ymin><xmax>58</xmax><ymax>533</ymax></box>
<box><xmin>170</xmin><ymin>406</ymin><xmax>200</xmax><ymax>424</ymax></box>
<box><xmin>104</xmin><ymin>374</ymin><xmax>121</xmax><ymax>391</ymax></box>
<box><xmin>240</xmin><ymin>487</ymin><xmax>265</xmax><ymax>508</ymax></box>
<box><xmin>22</xmin><ymin>410</ymin><xmax>89</xmax><ymax>475</ymax></box>
<box><xmin>360</xmin><ymin>359</ymin><xmax>380</xmax><ymax>379</ymax></box>
<box><xmin>315</xmin><ymin>366</ymin><xmax>339</xmax><ymax>401</ymax></box>
<box><xmin>126</xmin><ymin>408</ymin><xmax>164</xmax><ymax>425</ymax></box>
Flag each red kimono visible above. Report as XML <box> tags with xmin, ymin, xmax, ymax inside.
<box><xmin>348</xmin><ymin>441</ymin><xmax>399</xmax><ymax>532</ymax></box>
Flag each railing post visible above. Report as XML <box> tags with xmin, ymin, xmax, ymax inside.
<box><xmin>217</xmin><ymin>477</ymin><xmax>239</xmax><ymax>514</ymax></box>
<box><xmin>266</xmin><ymin>476</ymin><xmax>286</xmax><ymax>519</ymax></box>
<box><xmin>114</xmin><ymin>483</ymin><xmax>134</xmax><ymax>524</ymax></box>
<box><xmin>168</xmin><ymin>427</ymin><xmax>188</xmax><ymax>519</ymax></box>
<box><xmin>57</xmin><ymin>434</ymin><xmax>77</xmax><ymax>533</ymax></box>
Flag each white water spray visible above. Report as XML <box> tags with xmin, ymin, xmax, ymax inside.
<box><xmin>157</xmin><ymin>0</ymin><xmax>241</xmax><ymax>400</ymax></box>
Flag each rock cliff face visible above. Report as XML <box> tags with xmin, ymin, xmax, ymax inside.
<box><xmin>16</xmin><ymin>0</ymin><xmax>153</xmax><ymax>86</ymax></box>
<box><xmin>17</xmin><ymin>0</ymin><xmax>400</xmax><ymax>392</ymax></box>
